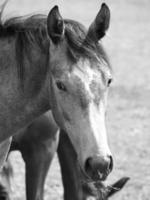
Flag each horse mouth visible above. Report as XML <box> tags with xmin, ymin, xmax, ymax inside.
<box><xmin>79</xmin><ymin>162</ymin><xmax>108</xmax><ymax>183</ymax></box>
<box><xmin>86</xmin><ymin>169</ymin><xmax>109</xmax><ymax>182</ymax></box>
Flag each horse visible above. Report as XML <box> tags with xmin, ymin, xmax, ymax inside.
<box><xmin>0</xmin><ymin>0</ymin><xmax>113</xmax><ymax>182</ymax></box>
<box><xmin>0</xmin><ymin>112</ymin><xmax>129</xmax><ymax>200</ymax></box>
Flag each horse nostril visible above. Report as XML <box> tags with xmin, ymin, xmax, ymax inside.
<box><xmin>108</xmin><ymin>155</ymin><xmax>113</xmax><ymax>172</ymax></box>
<box><xmin>84</xmin><ymin>157</ymin><xmax>92</xmax><ymax>174</ymax></box>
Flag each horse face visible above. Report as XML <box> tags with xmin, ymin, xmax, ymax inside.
<box><xmin>47</xmin><ymin>4</ymin><xmax>113</xmax><ymax>181</ymax></box>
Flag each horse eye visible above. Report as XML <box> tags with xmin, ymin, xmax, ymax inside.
<box><xmin>56</xmin><ymin>81</ymin><xmax>67</xmax><ymax>92</ymax></box>
<box><xmin>107</xmin><ymin>78</ymin><xmax>112</xmax><ymax>87</ymax></box>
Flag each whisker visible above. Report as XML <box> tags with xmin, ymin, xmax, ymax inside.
<box><xmin>107</xmin><ymin>185</ymin><xmax>120</xmax><ymax>191</ymax></box>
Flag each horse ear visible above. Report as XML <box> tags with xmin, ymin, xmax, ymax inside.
<box><xmin>87</xmin><ymin>3</ymin><xmax>110</xmax><ymax>42</ymax></box>
<box><xmin>47</xmin><ymin>6</ymin><xmax>65</xmax><ymax>44</ymax></box>
<box><xmin>106</xmin><ymin>177</ymin><xmax>130</xmax><ymax>197</ymax></box>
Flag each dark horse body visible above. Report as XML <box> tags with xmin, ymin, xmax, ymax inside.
<box><xmin>10</xmin><ymin>112</ymin><xmax>58</xmax><ymax>200</ymax></box>
<box><xmin>0</xmin><ymin>112</ymin><xmax>129</xmax><ymax>200</ymax></box>
<box><xmin>0</xmin><ymin>1</ymin><xmax>114</xmax><ymax>183</ymax></box>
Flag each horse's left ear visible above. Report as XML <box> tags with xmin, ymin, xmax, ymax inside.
<box><xmin>106</xmin><ymin>177</ymin><xmax>130</xmax><ymax>197</ymax></box>
<box><xmin>47</xmin><ymin>6</ymin><xmax>65</xmax><ymax>44</ymax></box>
<box><xmin>87</xmin><ymin>3</ymin><xmax>110</xmax><ymax>42</ymax></box>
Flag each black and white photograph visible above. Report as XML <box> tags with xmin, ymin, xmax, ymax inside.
<box><xmin>0</xmin><ymin>0</ymin><xmax>149</xmax><ymax>199</ymax></box>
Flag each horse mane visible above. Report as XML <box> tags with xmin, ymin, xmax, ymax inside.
<box><xmin>0</xmin><ymin>15</ymin><xmax>109</xmax><ymax>60</ymax></box>
<box><xmin>0</xmin><ymin>14</ymin><xmax>48</xmax><ymax>49</ymax></box>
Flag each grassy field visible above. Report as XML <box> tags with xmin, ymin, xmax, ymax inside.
<box><xmin>2</xmin><ymin>0</ymin><xmax>150</xmax><ymax>199</ymax></box>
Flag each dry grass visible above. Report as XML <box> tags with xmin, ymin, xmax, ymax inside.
<box><xmin>2</xmin><ymin>0</ymin><xmax>150</xmax><ymax>199</ymax></box>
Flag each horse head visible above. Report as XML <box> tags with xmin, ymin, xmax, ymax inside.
<box><xmin>47</xmin><ymin>3</ymin><xmax>113</xmax><ymax>181</ymax></box>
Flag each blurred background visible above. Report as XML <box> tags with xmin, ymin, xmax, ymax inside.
<box><xmin>1</xmin><ymin>0</ymin><xmax>150</xmax><ymax>199</ymax></box>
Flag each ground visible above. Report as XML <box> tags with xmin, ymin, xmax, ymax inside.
<box><xmin>1</xmin><ymin>0</ymin><xmax>150</xmax><ymax>199</ymax></box>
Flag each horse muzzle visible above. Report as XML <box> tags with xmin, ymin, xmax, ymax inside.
<box><xmin>84</xmin><ymin>155</ymin><xmax>113</xmax><ymax>181</ymax></box>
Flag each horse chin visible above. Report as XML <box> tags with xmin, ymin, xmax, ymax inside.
<box><xmin>82</xmin><ymin>178</ymin><xmax>106</xmax><ymax>200</ymax></box>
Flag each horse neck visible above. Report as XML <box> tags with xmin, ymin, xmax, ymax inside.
<box><xmin>0</xmin><ymin>35</ymin><xmax>50</xmax><ymax>142</ymax></box>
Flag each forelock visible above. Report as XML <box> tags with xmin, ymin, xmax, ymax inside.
<box><xmin>64</xmin><ymin>19</ymin><xmax>110</xmax><ymax>69</ymax></box>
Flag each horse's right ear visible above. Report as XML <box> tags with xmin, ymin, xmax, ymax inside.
<box><xmin>47</xmin><ymin>6</ymin><xmax>65</xmax><ymax>44</ymax></box>
<box><xmin>87</xmin><ymin>3</ymin><xmax>110</xmax><ymax>42</ymax></box>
